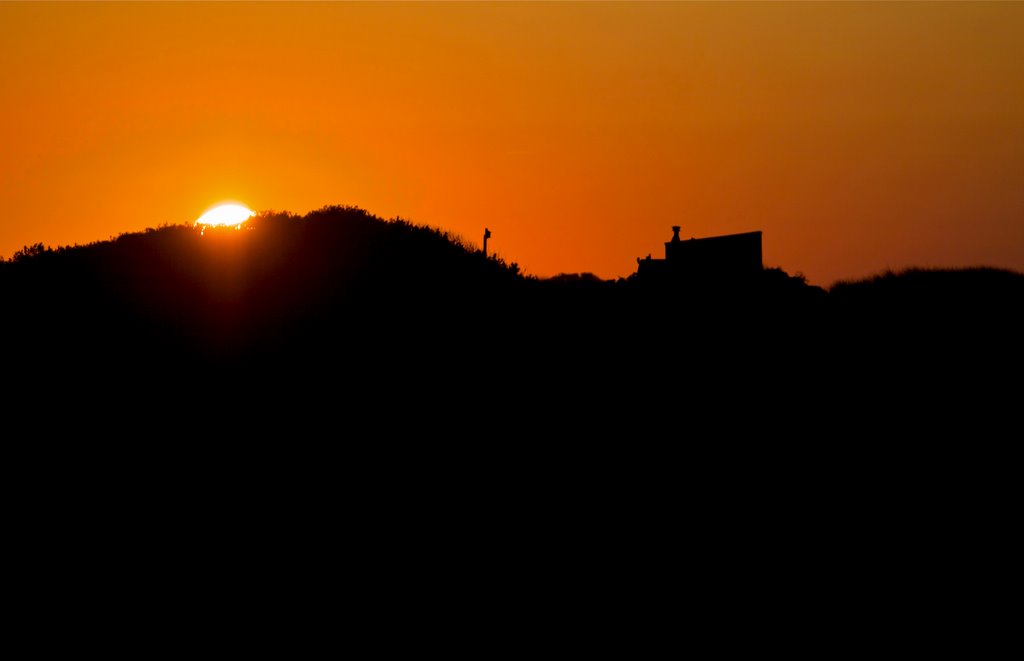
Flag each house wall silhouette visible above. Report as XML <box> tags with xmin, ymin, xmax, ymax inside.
<box><xmin>636</xmin><ymin>226</ymin><xmax>762</xmax><ymax>279</ymax></box>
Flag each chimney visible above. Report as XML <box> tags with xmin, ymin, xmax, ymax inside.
<box><xmin>671</xmin><ymin>226</ymin><xmax>681</xmax><ymax>242</ymax></box>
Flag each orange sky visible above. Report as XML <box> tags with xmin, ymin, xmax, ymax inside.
<box><xmin>2</xmin><ymin>1</ymin><xmax>1022</xmax><ymax>285</ymax></box>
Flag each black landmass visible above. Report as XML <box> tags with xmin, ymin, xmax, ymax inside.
<box><xmin>5</xmin><ymin>205</ymin><xmax>1019</xmax><ymax>613</ymax></box>
<box><xmin>2</xmin><ymin>204</ymin><xmax>1021</xmax><ymax>431</ymax></box>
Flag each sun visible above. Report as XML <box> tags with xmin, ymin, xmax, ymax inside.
<box><xmin>195</xmin><ymin>203</ymin><xmax>255</xmax><ymax>228</ymax></box>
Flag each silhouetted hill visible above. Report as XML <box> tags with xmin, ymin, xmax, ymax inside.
<box><xmin>6</xmin><ymin>208</ymin><xmax>1020</xmax><ymax>583</ymax></box>
<box><xmin>831</xmin><ymin>267</ymin><xmax>1024</xmax><ymax>321</ymax></box>
<box><xmin>2</xmin><ymin>206</ymin><xmax>1020</xmax><ymax>431</ymax></box>
<box><xmin>3</xmin><ymin>207</ymin><xmax>522</xmax><ymax>357</ymax></box>
<box><xmin>827</xmin><ymin>267</ymin><xmax>1023</xmax><ymax>376</ymax></box>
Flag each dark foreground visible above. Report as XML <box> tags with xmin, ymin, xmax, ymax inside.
<box><xmin>3</xmin><ymin>207</ymin><xmax>1019</xmax><ymax>419</ymax></box>
<box><xmin>2</xmin><ymin>207</ymin><xmax>1018</xmax><ymax>637</ymax></box>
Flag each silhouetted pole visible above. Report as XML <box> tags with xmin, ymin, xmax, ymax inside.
<box><xmin>483</xmin><ymin>228</ymin><xmax>491</xmax><ymax>257</ymax></box>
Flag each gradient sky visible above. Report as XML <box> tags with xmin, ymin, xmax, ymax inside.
<box><xmin>2</xmin><ymin>1</ymin><xmax>1022</xmax><ymax>285</ymax></box>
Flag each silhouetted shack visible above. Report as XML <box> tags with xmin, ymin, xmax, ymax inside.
<box><xmin>637</xmin><ymin>226</ymin><xmax>762</xmax><ymax>280</ymax></box>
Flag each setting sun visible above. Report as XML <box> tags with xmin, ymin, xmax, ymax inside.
<box><xmin>195</xmin><ymin>204</ymin><xmax>255</xmax><ymax>228</ymax></box>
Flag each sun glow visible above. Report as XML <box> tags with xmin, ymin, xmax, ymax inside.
<box><xmin>195</xmin><ymin>203</ymin><xmax>255</xmax><ymax>228</ymax></box>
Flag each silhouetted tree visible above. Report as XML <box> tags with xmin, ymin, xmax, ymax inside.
<box><xmin>12</xmin><ymin>243</ymin><xmax>47</xmax><ymax>262</ymax></box>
